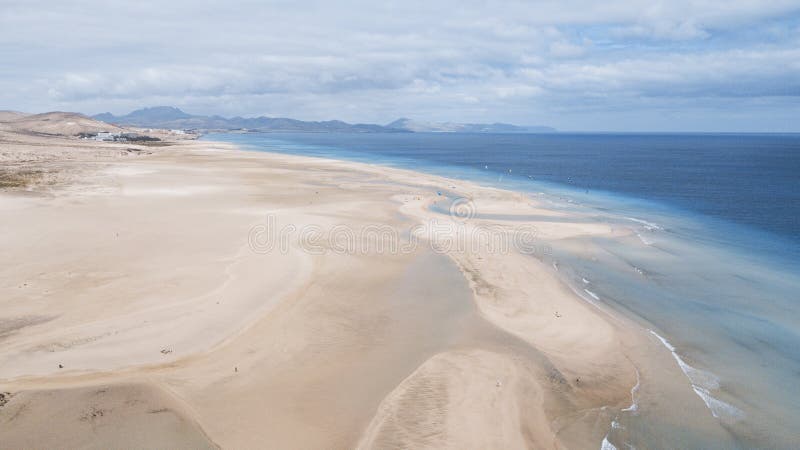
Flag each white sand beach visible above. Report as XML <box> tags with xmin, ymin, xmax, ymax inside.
<box><xmin>0</xmin><ymin>113</ymin><xmax>661</xmax><ymax>448</ymax></box>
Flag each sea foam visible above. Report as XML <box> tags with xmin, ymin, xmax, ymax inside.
<box><xmin>621</xmin><ymin>368</ymin><xmax>641</xmax><ymax>413</ymax></box>
<box><xmin>626</xmin><ymin>217</ymin><xmax>662</xmax><ymax>231</ymax></box>
<box><xmin>649</xmin><ymin>330</ymin><xmax>743</xmax><ymax>422</ymax></box>
<box><xmin>600</xmin><ymin>436</ymin><xmax>618</xmax><ymax>450</ymax></box>
<box><xmin>627</xmin><ymin>217</ymin><xmax>661</xmax><ymax>245</ymax></box>
<box><xmin>584</xmin><ymin>289</ymin><xmax>600</xmax><ymax>300</ymax></box>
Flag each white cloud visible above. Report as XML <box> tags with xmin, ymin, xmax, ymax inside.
<box><xmin>1</xmin><ymin>0</ymin><xmax>799</xmax><ymax>130</ymax></box>
<box><xmin>549</xmin><ymin>40</ymin><xmax>589</xmax><ymax>58</ymax></box>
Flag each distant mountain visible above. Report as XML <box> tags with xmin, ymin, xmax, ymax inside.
<box><xmin>97</xmin><ymin>106</ymin><xmax>192</xmax><ymax>125</ymax></box>
<box><xmin>386</xmin><ymin>118</ymin><xmax>556</xmax><ymax>133</ymax></box>
<box><xmin>93</xmin><ymin>107</ymin><xmax>406</xmax><ymax>133</ymax></box>
<box><xmin>92</xmin><ymin>108</ymin><xmax>555</xmax><ymax>134</ymax></box>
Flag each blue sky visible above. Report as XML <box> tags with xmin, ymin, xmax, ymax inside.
<box><xmin>1</xmin><ymin>0</ymin><xmax>799</xmax><ymax>131</ymax></box>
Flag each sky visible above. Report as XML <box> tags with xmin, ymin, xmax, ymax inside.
<box><xmin>1</xmin><ymin>0</ymin><xmax>799</xmax><ymax>131</ymax></box>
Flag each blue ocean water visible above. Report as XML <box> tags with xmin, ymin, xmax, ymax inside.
<box><xmin>205</xmin><ymin>132</ymin><xmax>799</xmax><ymax>245</ymax></box>
<box><xmin>203</xmin><ymin>132</ymin><xmax>800</xmax><ymax>447</ymax></box>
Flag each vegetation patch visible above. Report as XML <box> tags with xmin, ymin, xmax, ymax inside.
<box><xmin>0</xmin><ymin>168</ymin><xmax>44</xmax><ymax>188</ymax></box>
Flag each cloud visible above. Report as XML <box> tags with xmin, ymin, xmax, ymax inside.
<box><xmin>549</xmin><ymin>40</ymin><xmax>590</xmax><ymax>58</ymax></box>
<box><xmin>1</xmin><ymin>0</ymin><xmax>799</xmax><ymax>130</ymax></box>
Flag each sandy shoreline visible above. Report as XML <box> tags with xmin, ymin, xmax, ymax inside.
<box><xmin>0</xmin><ymin>122</ymin><xmax>678</xmax><ymax>448</ymax></box>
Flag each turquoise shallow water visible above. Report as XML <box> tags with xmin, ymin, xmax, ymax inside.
<box><xmin>204</xmin><ymin>132</ymin><xmax>800</xmax><ymax>448</ymax></box>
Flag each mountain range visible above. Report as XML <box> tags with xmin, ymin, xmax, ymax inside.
<box><xmin>386</xmin><ymin>118</ymin><xmax>555</xmax><ymax>133</ymax></box>
<box><xmin>93</xmin><ymin>107</ymin><xmax>398</xmax><ymax>133</ymax></box>
<box><xmin>93</xmin><ymin>106</ymin><xmax>556</xmax><ymax>134</ymax></box>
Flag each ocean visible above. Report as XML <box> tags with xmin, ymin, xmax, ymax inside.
<box><xmin>203</xmin><ymin>131</ymin><xmax>800</xmax><ymax>448</ymax></box>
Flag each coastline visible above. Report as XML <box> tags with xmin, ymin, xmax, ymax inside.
<box><xmin>0</xmin><ymin>132</ymin><xmax>744</xmax><ymax>448</ymax></box>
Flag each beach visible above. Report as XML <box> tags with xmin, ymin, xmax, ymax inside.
<box><xmin>0</xmin><ymin>118</ymin><xmax>732</xmax><ymax>448</ymax></box>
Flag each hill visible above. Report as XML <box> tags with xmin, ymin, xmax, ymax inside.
<box><xmin>0</xmin><ymin>111</ymin><xmax>124</xmax><ymax>136</ymax></box>
<box><xmin>0</xmin><ymin>111</ymin><xmax>29</xmax><ymax>122</ymax></box>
